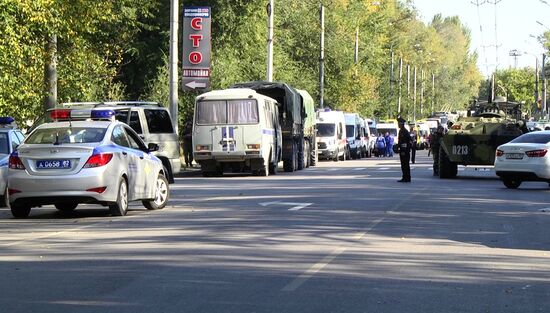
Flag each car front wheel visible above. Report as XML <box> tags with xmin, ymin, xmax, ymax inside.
<box><xmin>143</xmin><ymin>174</ymin><xmax>169</xmax><ymax>210</ymax></box>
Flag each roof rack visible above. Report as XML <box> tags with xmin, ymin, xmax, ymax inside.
<box><xmin>61</xmin><ymin>102</ymin><xmax>101</xmax><ymax>108</ymax></box>
<box><xmin>97</xmin><ymin>101</ymin><xmax>162</xmax><ymax>107</ymax></box>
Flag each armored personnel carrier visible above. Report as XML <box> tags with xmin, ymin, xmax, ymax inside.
<box><xmin>438</xmin><ymin>97</ymin><xmax>524</xmax><ymax>178</ymax></box>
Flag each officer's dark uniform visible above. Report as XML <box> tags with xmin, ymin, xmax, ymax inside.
<box><xmin>409</xmin><ymin>129</ymin><xmax>417</xmax><ymax>164</ymax></box>
<box><xmin>398</xmin><ymin>119</ymin><xmax>411</xmax><ymax>182</ymax></box>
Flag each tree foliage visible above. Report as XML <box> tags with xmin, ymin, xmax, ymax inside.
<box><xmin>0</xmin><ymin>0</ymin><xmax>492</xmax><ymax>126</ymax></box>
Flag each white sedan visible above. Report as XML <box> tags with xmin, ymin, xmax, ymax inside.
<box><xmin>494</xmin><ymin>130</ymin><xmax>550</xmax><ymax>189</ymax></box>
<box><xmin>8</xmin><ymin>109</ymin><xmax>170</xmax><ymax>218</ymax></box>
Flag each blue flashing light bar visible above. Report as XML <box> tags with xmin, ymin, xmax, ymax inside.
<box><xmin>0</xmin><ymin>117</ymin><xmax>15</xmax><ymax>125</ymax></box>
<box><xmin>90</xmin><ymin>110</ymin><xmax>115</xmax><ymax>119</ymax></box>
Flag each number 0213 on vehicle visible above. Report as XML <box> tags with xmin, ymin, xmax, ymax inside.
<box><xmin>36</xmin><ymin>159</ymin><xmax>71</xmax><ymax>169</ymax></box>
<box><xmin>452</xmin><ymin>145</ymin><xmax>469</xmax><ymax>155</ymax></box>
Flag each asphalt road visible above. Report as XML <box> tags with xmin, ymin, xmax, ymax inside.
<box><xmin>1</xmin><ymin>150</ymin><xmax>549</xmax><ymax>313</ymax></box>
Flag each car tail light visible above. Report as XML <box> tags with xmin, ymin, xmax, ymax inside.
<box><xmin>86</xmin><ymin>186</ymin><xmax>107</xmax><ymax>193</ymax></box>
<box><xmin>9</xmin><ymin>155</ymin><xmax>25</xmax><ymax>170</ymax></box>
<box><xmin>496</xmin><ymin>149</ymin><xmax>504</xmax><ymax>157</ymax></box>
<box><xmin>8</xmin><ymin>188</ymin><xmax>21</xmax><ymax>195</ymax></box>
<box><xmin>83</xmin><ymin>153</ymin><xmax>113</xmax><ymax>168</ymax></box>
<box><xmin>451</xmin><ymin>124</ymin><xmax>462</xmax><ymax>130</ymax></box>
<box><xmin>525</xmin><ymin>149</ymin><xmax>548</xmax><ymax>158</ymax></box>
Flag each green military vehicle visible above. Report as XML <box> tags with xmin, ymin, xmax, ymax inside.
<box><xmin>297</xmin><ymin>89</ymin><xmax>317</xmax><ymax>167</ymax></box>
<box><xmin>438</xmin><ymin>97</ymin><xmax>524</xmax><ymax>178</ymax></box>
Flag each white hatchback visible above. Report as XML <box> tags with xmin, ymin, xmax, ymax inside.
<box><xmin>494</xmin><ymin>130</ymin><xmax>550</xmax><ymax>189</ymax></box>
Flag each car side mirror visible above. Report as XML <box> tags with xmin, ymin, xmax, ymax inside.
<box><xmin>147</xmin><ymin>143</ymin><xmax>160</xmax><ymax>152</ymax></box>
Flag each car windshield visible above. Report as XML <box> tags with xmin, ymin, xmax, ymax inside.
<box><xmin>0</xmin><ymin>133</ymin><xmax>8</xmax><ymax>155</ymax></box>
<box><xmin>369</xmin><ymin>127</ymin><xmax>376</xmax><ymax>135</ymax></box>
<box><xmin>377</xmin><ymin>128</ymin><xmax>397</xmax><ymax>136</ymax></box>
<box><xmin>510</xmin><ymin>133</ymin><xmax>550</xmax><ymax>144</ymax></box>
<box><xmin>346</xmin><ymin>125</ymin><xmax>355</xmax><ymax>137</ymax></box>
<box><xmin>25</xmin><ymin>127</ymin><xmax>107</xmax><ymax>144</ymax></box>
<box><xmin>317</xmin><ymin>123</ymin><xmax>335</xmax><ymax>137</ymax></box>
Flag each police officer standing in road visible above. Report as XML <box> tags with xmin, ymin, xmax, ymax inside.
<box><xmin>431</xmin><ymin>125</ymin><xmax>444</xmax><ymax>176</ymax></box>
<box><xmin>397</xmin><ymin>117</ymin><xmax>411</xmax><ymax>182</ymax></box>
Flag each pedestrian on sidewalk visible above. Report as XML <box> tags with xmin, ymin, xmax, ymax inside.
<box><xmin>375</xmin><ymin>133</ymin><xmax>386</xmax><ymax>157</ymax></box>
<box><xmin>182</xmin><ymin>119</ymin><xmax>194</xmax><ymax>167</ymax></box>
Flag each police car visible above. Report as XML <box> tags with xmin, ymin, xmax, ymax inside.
<box><xmin>0</xmin><ymin>117</ymin><xmax>25</xmax><ymax>206</ymax></box>
<box><xmin>8</xmin><ymin>109</ymin><xmax>169</xmax><ymax>218</ymax></box>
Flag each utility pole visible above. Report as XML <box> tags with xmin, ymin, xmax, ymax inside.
<box><xmin>390</xmin><ymin>47</ymin><xmax>394</xmax><ymax>118</ymax></box>
<box><xmin>169</xmin><ymin>0</ymin><xmax>179</xmax><ymax>134</ymax></box>
<box><xmin>44</xmin><ymin>34</ymin><xmax>57</xmax><ymax>111</ymax></box>
<box><xmin>319</xmin><ymin>4</ymin><xmax>325</xmax><ymax>108</ymax></box>
<box><xmin>420</xmin><ymin>69</ymin><xmax>424</xmax><ymax>116</ymax></box>
<box><xmin>432</xmin><ymin>73</ymin><xmax>435</xmax><ymax>114</ymax></box>
<box><xmin>266</xmin><ymin>0</ymin><xmax>274</xmax><ymax>82</ymax></box>
<box><xmin>407</xmin><ymin>65</ymin><xmax>410</xmax><ymax>97</ymax></box>
<box><xmin>354</xmin><ymin>28</ymin><xmax>359</xmax><ymax>64</ymax></box>
<box><xmin>543</xmin><ymin>53</ymin><xmax>547</xmax><ymax>118</ymax></box>
<box><xmin>397</xmin><ymin>57</ymin><xmax>403</xmax><ymax>114</ymax></box>
<box><xmin>535</xmin><ymin>57</ymin><xmax>539</xmax><ymax>112</ymax></box>
<box><xmin>413</xmin><ymin>66</ymin><xmax>417</xmax><ymax>122</ymax></box>
<box><xmin>509</xmin><ymin>49</ymin><xmax>521</xmax><ymax>68</ymax></box>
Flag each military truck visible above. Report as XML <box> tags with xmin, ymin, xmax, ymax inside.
<box><xmin>297</xmin><ymin>89</ymin><xmax>317</xmax><ymax>167</ymax></box>
<box><xmin>437</xmin><ymin>97</ymin><xmax>524</xmax><ymax>178</ymax></box>
<box><xmin>232</xmin><ymin>81</ymin><xmax>306</xmax><ymax>172</ymax></box>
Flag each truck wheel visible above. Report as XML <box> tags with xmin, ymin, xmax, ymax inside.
<box><xmin>305</xmin><ymin>140</ymin><xmax>310</xmax><ymax>168</ymax></box>
<box><xmin>438</xmin><ymin>146</ymin><xmax>458</xmax><ymax>179</ymax></box>
<box><xmin>310</xmin><ymin>144</ymin><xmax>318</xmax><ymax>167</ymax></box>
<box><xmin>283</xmin><ymin>142</ymin><xmax>297</xmax><ymax>172</ymax></box>
<box><xmin>297</xmin><ymin>138</ymin><xmax>305</xmax><ymax>170</ymax></box>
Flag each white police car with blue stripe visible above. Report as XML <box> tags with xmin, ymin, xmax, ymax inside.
<box><xmin>8</xmin><ymin>109</ymin><xmax>169</xmax><ymax>218</ymax></box>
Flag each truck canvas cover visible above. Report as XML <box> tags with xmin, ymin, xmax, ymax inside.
<box><xmin>232</xmin><ymin>81</ymin><xmax>303</xmax><ymax>130</ymax></box>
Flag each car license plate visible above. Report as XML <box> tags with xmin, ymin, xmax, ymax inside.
<box><xmin>505</xmin><ymin>153</ymin><xmax>523</xmax><ymax>160</ymax></box>
<box><xmin>36</xmin><ymin>159</ymin><xmax>71</xmax><ymax>169</ymax></box>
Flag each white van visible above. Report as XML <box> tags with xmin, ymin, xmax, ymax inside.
<box><xmin>316</xmin><ymin>109</ymin><xmax>347</xmax><ymax>161</ymax></box>
<box><xmin>193</xmin><ymin>88</ymin><xmax>282</xmax><ymax>176</ymax></box>
<box><xmin>344</xmin><ymin>113</ymin><xmax>367</xmax><ymax>159</ymax></box>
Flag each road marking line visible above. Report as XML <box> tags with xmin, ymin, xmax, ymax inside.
<box><xmin>281</xmin><ymin>247</ymin><xmax>345</xmax><ymax>292</ymax></box>
<box><xmin>379</xmin><ymin>167</ymin><xmax>390</xmax><ymax>170</ymax></box>
<box><xmin>281</xmin><ymin>218</ymin><xmax>384</xmax><ymax>292</ymax></box>
<box><xmin>259</xmin><ymin>201</ymin><xmax>313</xmax><ymax>211</ymax></box>
<box><xmin>281</xmin><ymin>186</ymin><xmax>429</xmax><ymax>292</ymax></box>
<box><xmin>353</xmin><ymin>168</ymin><xmax>365</xmax><ymax>171</ymax></box>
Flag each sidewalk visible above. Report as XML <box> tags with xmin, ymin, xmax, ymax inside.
<box><xmin>175</xmin><ymin>164</ymin><xmax>202</xmax><ymax>178</ymax></box>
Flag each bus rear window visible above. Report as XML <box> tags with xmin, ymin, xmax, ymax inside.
<box><xmin>196</xmin><ymin>100</ymin><xmax>259</xmax><ymax>125</ymax></box>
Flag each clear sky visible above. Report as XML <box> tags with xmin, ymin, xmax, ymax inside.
<box><xmin>412</xmin><ymin>0</ymin><xmax>549</xmax><ymax>77</ymax></box>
